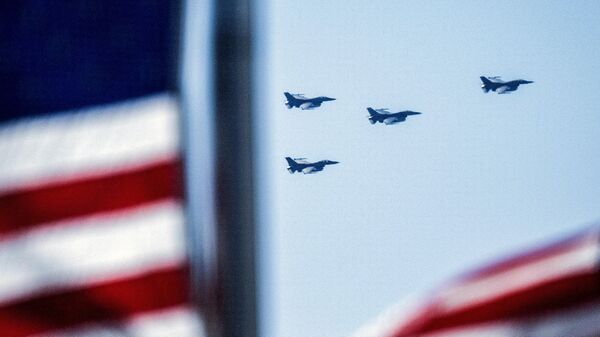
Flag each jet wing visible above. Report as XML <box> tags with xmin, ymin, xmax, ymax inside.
<box><xmin>496</xmin><ymin>85</ymin><xmax>511</xmax><ymax>94</ymax></box>
<box><xmin>383</xmin><ymin>117</ymin><xmax>402</xmax><ymax>125</ymax></box>
<box><xmin>302</xmin><ymin>166</ymin><xmax>323</xmax><ymax>174</ymax></box>
<box><xmin>299</xmin><ymin>102</ymin><xmax>316</xmax><ymax>110</ymax></box>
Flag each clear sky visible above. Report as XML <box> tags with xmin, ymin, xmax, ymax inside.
<box><xmin>254</xmin><ymin>1</ymin><xmax>600</xmax><ymax>337</ymax></box>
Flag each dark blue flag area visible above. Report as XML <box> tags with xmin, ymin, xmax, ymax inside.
<box><xmin>0</xmin><ymin>1</ymin><xmax>178</xmax><ymax>122</ymax></box>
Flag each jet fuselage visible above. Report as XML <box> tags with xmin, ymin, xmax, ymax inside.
<box><xmin>285</xmin><ymin>157</ymin><xmax>339</xmax><ymax>174</ymax></box>
<box><xmin>284</xmin><ymin>92</ymin><xmax>336</xmax><ymax>110</ymax></box>
<box><xmin>367</xmin><ymin>107</ymin><xmax>421</xmax><ymax>125</ymax></box>
<box><xmin>480</xmin><ymin>76</ymin><xmax>533</xmax><ymax>94</ymax></box>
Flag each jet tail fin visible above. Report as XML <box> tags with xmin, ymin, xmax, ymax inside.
<box><xmin>284</xmin><ymin>92</ymin><xmax>296</xmax><ymax>101</ymax></box>
<box><xmin>285</xmin><ymin>157</ymin><xmax>299</xmax><ymax>174</ymax></box>
<box><xmin>366</xmin><ymin>107</ymin><xmax>379</xmax><ymax>116</ymax></box>
<box><xmin>285</xmin><ymin>157</ymin><xmax>297</xmax><ymax>166</ymax></box>
<box><xmin>284</xmin><ymin>92</ymin><xmax>297</xmax><ymax>109</ymax></box>
<box><xmin>480</xmin><ymin>76</ymin><xmax>492</xmax><ymax>85</ymax></box>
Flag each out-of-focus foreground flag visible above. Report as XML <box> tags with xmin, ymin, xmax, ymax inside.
<box><xmin>0</xmin><ymin>3</ymin><xmax>203</xmax><ymax>336</ymax></box>
<box><xmin>356</xmin><ymin>226</ymin><xmax>600</xmax><ymax>337</ymax></box>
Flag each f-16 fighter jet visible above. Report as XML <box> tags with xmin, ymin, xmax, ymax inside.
<box><xmin>284</xmin><ymin>92</ymin><xmax>336</xmax><ymax>110</ymax></box>
<box><xmin>285</xmin><ymin>157</ymin><xmax>339</xmax><ymax>174</ymax></box>
<box><xmin>367</xmin><ymin>107</ymin><xmax>421</xmax><ymax>125</ymax></box>
<box><xmin>480</xmin><ymin>76</ymin><xmax>534</xmax><ymax>94</ymax></box>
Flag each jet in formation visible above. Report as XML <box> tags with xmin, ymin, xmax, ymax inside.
<box><xmin>285</xmin><ymin>157</ymin><xmax>339</xmax><ymax>174</ymax></box>
<box><xmin>367</xmin><ymin>107</ymin><xmax>421</xmax><ymax>125</ymax></box>
<box><xmin>284</xmin><ymin>92</ymin><xmax>336</xmax><ymax>110</ymax></box>
<box><xmin>480</xmin><ymin>76</ymin><xmax>534</xmax><ymax>94</ymax></box>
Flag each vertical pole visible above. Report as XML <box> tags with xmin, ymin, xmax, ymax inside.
<box><xmin>180</xmin><ymin>0</ymin><xmax>257</xmax><ymax>336</ymax></box>
<box><xmin>212</xmin><ymin>0</ymin><xmax>258</xmax><ymax>336</ymax></box>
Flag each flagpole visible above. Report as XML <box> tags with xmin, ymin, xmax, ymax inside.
<box><xmin>180</xmin><ymin>0</ymin><xmax>258</xmax><ymax>336</ymax></box>
<box><xmin>212</xmin><ymin>0</ymin><xmax>258</xmax><ymax>335</ymax></box>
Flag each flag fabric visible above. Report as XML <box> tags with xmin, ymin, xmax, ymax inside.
<box><xmin>0</xmin><ymin>95</ymin><xmax>203</xmax><ymax>336</ymax></box>
<box><xmin>359</xmin><ymin>227</ymin><xmax>600</xmax><ymax>337</ymax></box>
<box><xmin>0</xmin><ymin>3</ymin><xmax>204</xmax><ymax>336</ymax></box>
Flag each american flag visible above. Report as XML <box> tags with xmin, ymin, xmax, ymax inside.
<box><xmin>0</xmin><ymin>3</ymin><xmax>204</xmax><ymax>336</ymax></box>
<box><xmin>355</xmin><ymin>226</ymin><xmax>600</xmax><ymax>337</ymax></box>
<box><xmin>0</xmin><ymin>95</ymin><xmax>202</xmax><ymax>336</ymax></box>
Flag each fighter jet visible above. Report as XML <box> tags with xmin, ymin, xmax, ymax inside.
<box><xmin>480</xmin><ymin>76</ymin><xmax>534</xmax><ymax>94</ymax></box>
<box><xmin>284</xmin><ymin>92</ymin><xmax>336</xmax><ymax>110</ymax></box>
<box><xmin>285</xmin><ymin>157</ymin><xmax>339</xmax><ymax>174</ymax></box>
<box><xmin>367</xmin><ymin>107</ymin><xmax>421</xmax><ymax>125</ymax></box>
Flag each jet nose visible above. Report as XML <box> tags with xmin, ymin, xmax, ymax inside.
<box><xmin>325</xmin><ymin>97</ymin><xmax>336</xmax><ymax>101</ymax></box>
<box><xmin>329</xmin><ymin>160</ymin><xmax>339</xmax><ymax>165</ymax></box>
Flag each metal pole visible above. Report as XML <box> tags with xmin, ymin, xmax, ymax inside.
<box><xmin>180</xmin><ymin>0</ymin><xmax>257</xmax><ymax>335</ymax></box>
<box><xmin>212</xmin><ymin>0</ymin><xmax>258</xmax><ymax>336</ymax></box>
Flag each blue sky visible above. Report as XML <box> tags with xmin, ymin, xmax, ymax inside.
<box><xmin>253</xmin><ymin>1</ymin><xmax>600</xmax><ymax>336</ymax></box>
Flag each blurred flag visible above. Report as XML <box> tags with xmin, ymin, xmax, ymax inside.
<box><xmin>0</xmin><ymin>3</ymin><xmax>203</xmax><ymax>336</ymax></box>
<box><xmin>357</xmin><ymin>227</ymin><xmax>600</xmax><ymax>337</ymax></box>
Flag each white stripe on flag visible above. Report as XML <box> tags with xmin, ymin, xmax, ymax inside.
<box><xmin>0</xmin><ymin>94</ymin><xmax>179</xmax><ymax>192</ymax></box>
<box><xmin>34</xmin><ymin>306</ymin><xmax>205</xmax><ymax>337</ymax></box>
<box><xmin>438</xmin><ymin>235</ymin><xmax>598</xmax><ymax>311</ymax></box>
<box><xmin>0</xmin><ymin>200</ymin><xmax>186</xmax><ymax>305</ymax></box>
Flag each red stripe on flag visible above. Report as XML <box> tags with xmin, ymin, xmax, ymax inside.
<box><xmin>393</xmin><ymin>271</ymin><xmax>600</xmax><ymax>336</ymax></box>
<box><xmin>0</xmin><ymin>265</ymin><xmax>190</xmax><ymax>337</ymax></box>
<box><xmin>0</xmin><ymin>159</ymin><xmax>182</xmax><ymax>238</ymax></box>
